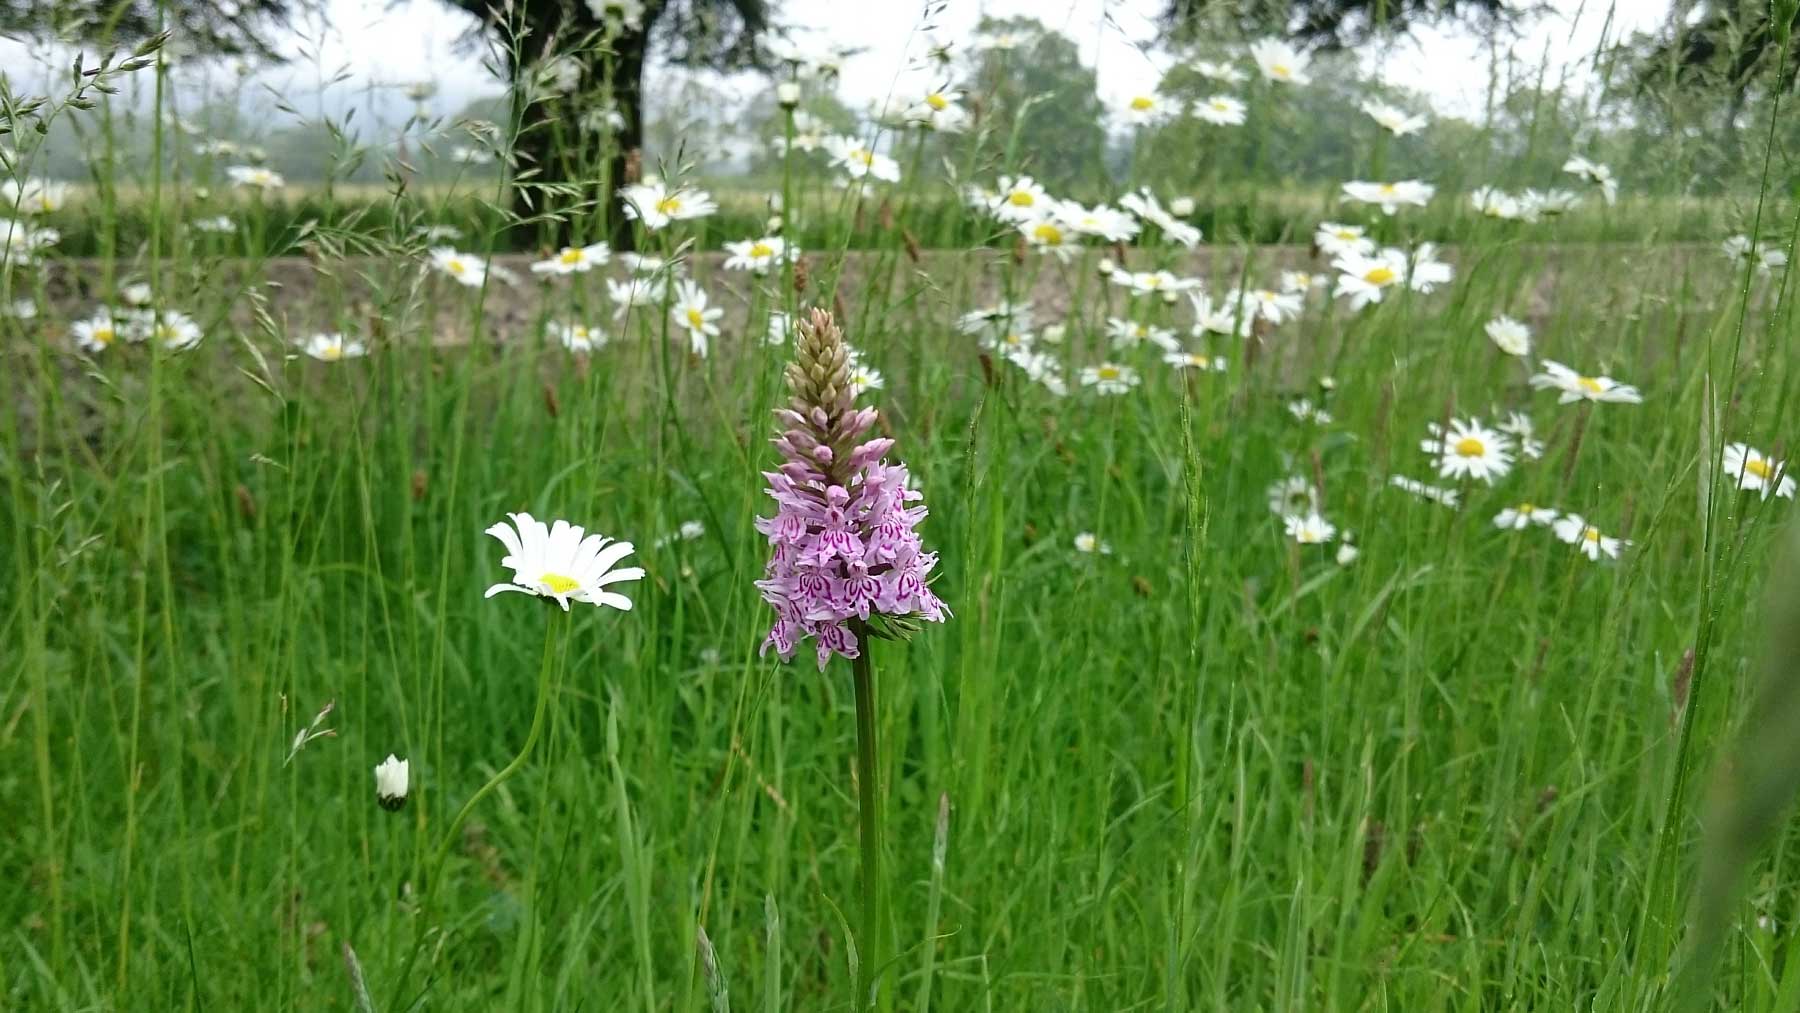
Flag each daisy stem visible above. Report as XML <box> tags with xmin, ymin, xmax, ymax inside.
<box><xmin>850</xmin><ymin>626</ymin><xmax>884</xmax><ymax>1010</ymax></box>
<box><xmin>394</xmin><ymin>615</ymin><xmax>562</xmax><ymax>1003</ymax></box>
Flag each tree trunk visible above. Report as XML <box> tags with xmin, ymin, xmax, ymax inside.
<box><xmin>503</xmin><ymin>6</ymin><xmax>649</xmax><ymax>252</ymax></box>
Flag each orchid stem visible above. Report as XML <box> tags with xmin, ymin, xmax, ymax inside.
<box><xmin>851</xmin><ymin>627</ymin><xmax>883</xmax><ymax>1011</ymax></box>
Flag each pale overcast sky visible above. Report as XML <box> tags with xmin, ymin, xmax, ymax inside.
<box><xmin>1</xmin><ymin>0</ymin><xmax>1673</xmax><ymax>126</ymax></box>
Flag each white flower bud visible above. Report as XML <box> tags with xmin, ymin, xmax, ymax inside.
<box><xmin>776</xmin><ymin>82</ymin><xmax>801</xmax><ymax>108</ymax></box>
<box><xmin>1169</xmin><ymin>196</ymin><xmax>1196</xmax><ymax>216</ymax></box>
<box><xmin>374</xmin><ymin>754</ymin><xmax>410</xmax><ymax>811</ymax></box>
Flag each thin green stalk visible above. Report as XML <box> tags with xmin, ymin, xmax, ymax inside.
<box><xmin>850</xmin><ymin>627</ymin><xmax>884</xmax><ymax>1011</ymax></box>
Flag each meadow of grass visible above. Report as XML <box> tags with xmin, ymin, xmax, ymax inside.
<box><xmin>5</xmin><ymin>17</ymin><xmax>1800</xmax><ymax>1013</ymax></box>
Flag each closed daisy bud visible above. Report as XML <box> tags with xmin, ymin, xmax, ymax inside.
<box><xmin>776</xmin><ymin>81</ymin><xmax>801</xmax><ymax>108</ymax></box>
<box><xmin>374</xmin><ymin>754</ymin><xmax>410</xmax><ymax>811</ymax></box>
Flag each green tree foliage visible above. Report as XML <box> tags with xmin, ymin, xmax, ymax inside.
<box><xmin>955</xmin><ymin>16</ymin><xmax>1109</xmax><ymax>197</ymax></box>
<box><xmin>0</xmin><ymin>0</ymin><xmax>296</xmax><ymax>57</ymax></box>
<box><xmin>1158</xmin><ymin>0</ymin><xmax>1532</xmax><ymax>47</ymax></box>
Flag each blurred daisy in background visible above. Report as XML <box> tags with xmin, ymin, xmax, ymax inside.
<box><xmin>1530</xmin><ymin>360</ymin><xmax>1643</xmax><ymax>404</ymax></box>
<box><xmin>1722</xmin><ymin>443</ymin><xmax>1796</xmax><ymax>499</ymax></box>
<box><xmin>1553</xmin><ymin>514</ymin><xmax>1628</xmax><ymax>561</ymax></box>
<box><xmin>301</xmin><ymin>332</ymin><xmax>366</xmax><ymax>361</ymax></box>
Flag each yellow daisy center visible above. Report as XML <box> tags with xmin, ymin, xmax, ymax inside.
<box><xmin>1032</xmin><ymin>223</ymin><xmax>1063</xmax><ymax>244</ymax></box>
<box><xmin>1746</xmin><ymin>457</ymin><xmax>1773</xmax><ymax>479</ymax></box>
<box><xmin>750</xmin><ymin>242</ymin><xmax>775</xmax><ymax>258</ymax></box>
<box><xmin>657</xmin><ymin>196</ymin><xmax>683</xmax><ymax>214</ymax></box>
<box><xmin>1097</xmin><ymin>366</ymin><xmax>1120</xmax><ymax>380</ymax></box>
<box><xmin>686</xmin><ymin>307</ymin><xmax>705</xmax><ymax>329</ymax></box>
<box><xmin>1577</xmin><ymin>376</ymin><xmax>1604</xmax><ymax>395</ymax></box>
<box><xmin>853</xmin><ymin>149</ymin><xmax>875</xmax><ymax>166</ymax></box>
<box><xmin>1379</xmin><ymin>184</ymin><xmax>1397</xmax><ymax>195</ymax></box>
<box><xmin>926</xmin><ymin>93</ymin><xmax>948</xmax><ymax>111</ymax></box>
<box><xmin>1582</xmin><ymin>528</ymin><xmax>1602</xmax><ymax>543</ymax></box>
<box><xmin>1211</xmin><ymin>100</ymin><xmax>1230</xmax><ymax>111</ymax></box>
<box><xmin>1517</xmin><ymin>503</ymin><xmax>1536</xmax><ymax>515</ymax></box>
<box><xmin>1453</xmin><ymin>436</ymin><xmax>1485</xmax><ymax>457</ymax></box>
<box><xmin>1130</xmin><ymin>96</ymin><xmax>1154</xmax><ymax>111</ymax></box>
<box><xmin>321</xmin><ymin>344</ymin><xmax>342</xmax><ymax>361</ymax></box>
<box><xmin>541</xmin><ymin>573</ymin><xmax>581</xmax><ymax>594</ymax></box>
<box><xmin>1363</xmin><ymin>266</ymin><xmax>1397</xmax><ymax>285</ymax></box>
<box><xmin>1335</xmin><ymin>229</ymin><xmax>1358</xmax><ymax>240</ymax></box>
<box><xmin>94</xmin><ymin>326</ymin><xmax>115</xmax><ymax>345</ymax></box>
<box><xmin>559</xmin><ymin>248</ymin><xmax>583</xmax><ymax>265</ymax></box>
<box><xmin>1008</xmin><ymin>191</ymin><xmax>1035</xmax><ymax>207</ymax></box>
<box><xmin>1271</xmin><ymin>64</ymin><xmax>1291</xmax><ymax>79</ymax></box>
<box><xmin>447</xmin><ymin>259</ymin><xmax>466</xmax><ymax>275</ymax></box>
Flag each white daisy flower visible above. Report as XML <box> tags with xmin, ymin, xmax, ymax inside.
<box><xmin>1230</xmin><ymin>286</ymin><xmax>1303</xmax><ymax>325</ymax></box>
<box><xmin>1267</xmin><ymin>475</ymin><xmax>1320</xmax><ymax>517</ymax></box>
<box><xmin>1283</xmin><ymin>512</ymin><xmax>1336</xmax><ymax>544</ymax></box>
<box><xmin>1722</xmin><ymin>442</ymin><xmax>1796</xmax><ymax>499</ymax></box>
<box><xmin>483</xmin><ymin>512</ymin><xmax>644</xmax><ymax>611</ymax></box>
<box><xmin>1250</xmin><ymin>38</ymin><xmax>1311</xmax><ymax>85</ymax></box>
<box><xmin>1194</xmin><ymin>95</ymin><xmax>1247</xmax><ymax>126</ymax></box>
<box><xmin>1485</xmin><ymin>315</ymin><xmax>1531</xmax><ymax>357</ymax></box>
<box><xmin>723</xmin><ymin>235</ymin><xmax>791</xmax><ymax>274</ymax></box>
<box><xmin>764</xmin><ymin>310</ymin><xmax>797</xmax><ymax>346</ymax></box>
<box><xmin>1189</xmin><ymin>292</ymin><xmax>1252</xmax><ymax>338</ymax></box>
<box><xmin>1073</xmin><ymin>531</ymin><xmax>1111</xmax><ymax>554</ymax></box>
<box><xmin>530</xmin><ymin>242</ymin><xmax>610</xmax><ymax>276</ymax></box>
<box><xmin>607</xmin><ymin>275</ymin><xmax>666</xmax><ymax>319</ymax></box>
<box><xmin>1493</xmin><ymin>503</ymin><xmax>1558</xmax><ymax>529</ymax></box>
<box><xmin>1059</xmin><ymin>202</ymin><xmax>1140</xmax><ymax>242</ymax></box>
<box><xmin>1407</xmin><ymin>244</ymin><xmax>1455</xmax><ymax>292</ymax></box>
<box><xmin>909</xmin><ymin>88</ymin><xmax>969</xmax><ymax>132</ymax></box>
<box><xmin>1080</xmin><ymin>362</ymin><xmax>1140</xmax><ymax>395</ymax></box>
<box><xmin>1106</xmin><ymin>317</ymin><xmax>1179</xmax><ymax>352</ymax></box>
<box><xmin>301</xmin><ymin>332</ymin><xmax>366</xmax><ymax>361</ymax></box>
<box><xmin>1002</xmin><ymin>347</ymin><xmax>1068</xmax><ymax>396</ymax></box>
<box><xmin>619</xmin><ymin>182</ymin><xmax>718</xmax><ymax>230</ymax></box>
<box><xmin>1471</xmin><ymin>186</ymin><xmax>1532</xmax><ymax>222</ymax></box>
<box><xmin>2</xmin><ymin>177</ymin><xmax>70</xmax><ymax>214</ymax></box>
<box><xmin>226</xmin><ymin>165</ymin><xmax>285</xmax><ymax>190</ymax></box>
<box><xmin>670</xmin><ymin>279</ymin><xmax>721</xmax><ymax>357</ymax></box>
<box><xmin>430</xmin><ymin>247</ymin><xmax>487</xmax><ymax>287</ymax></box>
<box><xmin>1360</xmin><ymin>99</ymin><xmax>1426</xmax><ymax>136</ymax></box>
<box><xmin>1118</xmin><ymin>189</ymin><xmax>1202</xmax><ymax>247</ymax></box>
<box><xmin>1342</xmin><ymin>179</ymin><xmax>1435</xmax><ymax>215</ymax></box>
<box><xmin>1422</xmin><ymin>417</ymin><xmax>1514</xmax><ymax>484</ymax></box>
<box><xmin>1164</xmin><ymin>350</ymin><xmax>1228</xmax><ymax>371</ymax></box>
<box><xmin>1288</xmin><ymin>399</ymin><xmax>1333</xmax><ymax>425</ymax></box>
<box><xmin>824</xmin><ymin>135</ymin><xmax>901</xmax><ymax>182</ymax></box>
<box><xmin>1315</xmin><ymin>221</ymin><xmax>1375</xmax><ymax>257</ymax></box>
<box><xmin>1498</xmin><ymin>412</ymin><xmax>1546</xmax><ymax>459</ymax></box>
<box><xmin>556</xmin><ymin>321</ymin><xmax>605</xmax><ymax>353</ymax></box>
<box><xmin>1389</xmin><ymin>475</ymin><xmax>1461</xmax><ymax>507</ymax></box>
<box><xmin>1525</xmin><ymin>188</ymin><xmax>1582</xmax><ymax>217</ymax></box>
<box><xmin>1280</xmin><ymin>271</ymin><xmax>1324</xmax><ymax>295</ymax></box>
<box><xmin>1121</xmin><ymin>92</ymin><xmax>1171</xmax><ymax>126</ymax></box>
<box><xmin>1331</xmin><ymin>247</ymin><xmax>1409</xmax><ymax>310</ymax></box>
<box><xmin>72</xmin><ymin>310</ymin><xmax>127</xmax><ymax>353</ymax></box>
<box><xmin>990</xmin><ymin>176</ymin><xmax>1049</xmax><ymax>222</ymax></box>
<box><xmin>1562</xmin><ymin>155</ymin><xmax>1618</xmax><ymax>205</ymax></box>
<box><xmin>1529</xmin><ymin>360</ymin><xmax>1643</xmax><ymax>405</ymax></box>
<box><xmin>845</xmin><ymin>349</ymin><xmax>884</xmax><ymax>397</ymax></box>
<box><xmin>1018</xmin><ymin>216</ymin><xmax>1078</xmax><ymax>261</ymax></box>
<box><xmin>141</xmin><ymin>309</ymin><xmax>203</xmax><ymax>350</ymax></box>
<box><xmin>1552</xmin><ymin>513</ymin><xmax>1628</xmax><ymax>561</ymax></box>
<box><xmin>1192</xmin><ymin>59</ymin><xmax>1246</xmax><ymax>84</ymax></box>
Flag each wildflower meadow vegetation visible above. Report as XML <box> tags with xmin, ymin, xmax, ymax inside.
<box><xmin>6</xmin><ymin>1</ymin><xmax>1800</xmax><ymax>1009</ymax></box>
